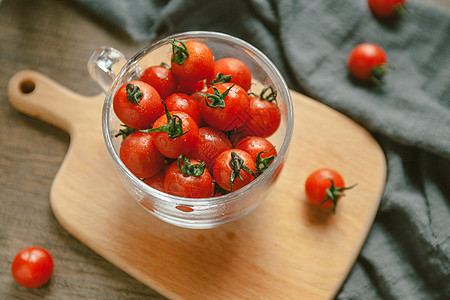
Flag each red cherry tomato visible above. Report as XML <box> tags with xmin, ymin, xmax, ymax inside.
<box><xmin>209</xmin><ymin>57</ymin><xmax>252</xmax><ymax>91</ymax></box>
<box><xmin>170</xmin><ymin>39</ymin><xmax>214</xmax><ymax>82</ymax></box>
<box><xmin>113</xmin><ymin>80</ymin><xmax>163</xmax><ymax>129</ymax></box>
<box><xmin>165</xmin><ymin>93</ymin><xmax>202</xmax><ymax>125</ymax></box>
<box><xmin>235</xmin><ymin>136</ymin><xmax>277</xmax><ymax>176</ymax></box>
<box><xmin>199</xmin><ymin>82</ymin><xmax>250</xmax><ymax>131</ymax></box>
<box><xmin>139</xmin><ymin>65</ymin><xmax>179</xmax><ymax>99</ymax></box>
<box><xmin>305</xmin><ymin>169</ymin><xmax>356</xmax><ymax>213</ymax></box>
<box><xmin>348</xmin><ymin>43</ymin><xmax>388</xmax><ymax>84</ymax></box>
<box><xmin>368</xmin><ymin>0</ymin><xmax>407</xmax><ymax>18</ymax></box>
<box><xmin>119</xmin><ymin>131</ymin><xmax>165</xmax><ymax>179</ymax></box>
<box><xmin>243</xmin><ymin>86</ymin><xmax>281</xmax><ymax>138</ymax></box>
<box><xmin>11</xmin><ymin>246</ymin><xmax>53</xmax><ymax>289</ymax></box>
<box><xmin>164</xmin><ymin>154</ymin><xmax>213</xmax><ymax>198</ymax></box>
<box><xmin>189</xmin><ymin>127</ymin><xmax>233</xmax><ymax>172</ymax></box>
<box><xmin>149</xmin><ymin>110</ymin><xmax>199</xmax><ymax>158</ymax></box>
<box><xmin>178</xmin><ymin>79</ymin><xmax>205</xmax><ymax>95</ymax></box>
<box><xmin>143</xmin><ymin>166</ymin><xmax>167</xmax><ymax>192</ymax></box>
<box><xmin>213</xmin><ymin>149</ymin><xmax>257</xmax><ymax>192</ymax></box>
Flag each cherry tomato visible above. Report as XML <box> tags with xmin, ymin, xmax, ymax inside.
<box><xmin>148</xmin><ymin>110</ymin><xmax>199</xmax><ymax>158</ymax></box>
<box><xmin>119</xmin><ymin>131</ymin><xmax>165</xmax><ymax>179</ymax></box>
<box><xmin>139</xmin><ymin>65</ymin><xmax>179</xmax><ymax>99</ymax></box>
<box><xmin>164</xmin><ymin>154</ymin><xmax>213</xmax><ymax>198</ymax></box>
<box><xmin>235</xmin><ymin>136</ymin><xmax>277</xmax><ymax>176</ymax></box>
<box><xmin>11</xmin><ymin>246</ymin><xmax>53</xmax><ymax>289</ymax></box>
<box><xmin>243</xmin><ymin>86</ymin><xmax>281</xmax><ymax>138</ymax></box>
<box><xmin>368</xmin><ymin>0</ymin><xmax>407</xmax><ymax>18</ymax></box>
<box><xmin>213</xmin><ymin>149</ymin><xmax>257</xmax><ymax>191</ymax></box>
<box><xmin>178</xmin><ymin>79</ymin><xmax>205</xmax><ymax>95</ymax></box>
<box><xmin>165</xmin><ymin>93</ymin><xmax>202</xmax><ymax>125</ymax></box>
<box><xmin>143</xmin><ymin>166</ymin><xmax>167</xmax><ymax>192</ymax></box>
<box><xmin>199</xmin><ymin>82</ymin><xmax>250</xmax><ymax>131</ymax></box>
<box><xmin>113</xmin><ymin>80</ymin><xmax>163</xmax><ymax>129</ymax></box>
<box><xmin>170</xmin><ymin>39</ymin><xmax>214</xmax><ymax>82</ymax></box>
<box><xmin>305</xmin><ymin>168</ymin><xmax>356</xmax><ymax>213</ymax></box>
<box><xmin>209</xmin><ymin>57</ymin><xmax>252</xmax><ymax>91</ymax></box>
<box><xmin>189</xmin><ymin>127</ymin><xmax>232</xmax><ymax>172</ymax></box>
<box><xmin>348</xmin><ymin>43</ymin><xmax>388</xmax><ymax>84</ymax></box>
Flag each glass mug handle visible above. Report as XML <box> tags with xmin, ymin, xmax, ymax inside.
<box><xmin>87</xmin><ymin>46</ymin><xmax>127</xmax><ymax>93</ymax></box>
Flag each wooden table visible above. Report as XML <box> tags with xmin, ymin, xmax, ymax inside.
<box><xmin>1</xmin><ymin>0</ymin><xmax>448</xmax><ymax>299</ymax></box>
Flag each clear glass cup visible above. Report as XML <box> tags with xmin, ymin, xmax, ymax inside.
<box><xmin>88</xmin><ymin>31</ymin><xmax>294</xmax><ymax>229</ymax></box>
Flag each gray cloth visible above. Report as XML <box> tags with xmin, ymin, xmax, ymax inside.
<box><xmin>74</xmin><ymin>0</ymin><xmax>450</xmax><ymax>298</ymax></box>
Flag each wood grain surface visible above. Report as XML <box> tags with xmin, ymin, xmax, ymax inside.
<box><xmin>1</xmin><ymin>0</ymin><xmax>448</xmax><ymax>299</ymax></box>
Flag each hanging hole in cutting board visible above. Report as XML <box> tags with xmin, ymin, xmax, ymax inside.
<box><xmin>20</xmin><ymin>80</ymin><xmax>35</xmax><ymax>94</ymax></box>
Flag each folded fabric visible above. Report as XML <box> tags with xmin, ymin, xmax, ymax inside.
<box><xmin>74</xmin><ymin>0</ymin><xmax>450</xmax><ymax>298</ymax></box>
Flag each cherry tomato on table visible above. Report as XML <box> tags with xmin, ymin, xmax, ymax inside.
<box><xmin>235</xmin><ymin>136</ymin><xmax>277</xmax><ymax>176</ymax></box>
<box><xmin>199</xmin><ymin>82</ymin><xmax>250</xmax><ymax>131</ymax></box>
<box><xmin>164</xmin><ymin>154</ymin><xmax>213</xmax><ymax>198</ymax></box>
<box><xmin>113</xmin><ymin>80</ymin><xmax>163</xmax><ymax>129</ymax></box>
<box><xmin>348</xmin><ymin>43</ymin><xmax>388</xmax><ymax>84</ymax></box>
<box><xmin>304</xmin><ymin>168</ymin><xmax>356</xmax><ymax>213</ymax></box>
<box><xmin>11</xmin><ymin>246</ymin><xmax>53</xmax><ymax>289</ymax></box>
<box><xmin>243</xmin><ymin>85</ymin><xmax>281</xmax><ymax>138</ymax></box>
<box><xmin>170</xmin><ymin>39</ymin><xmax>214</xmax><ymax>82</ymax></box>
<box><xmin>119</xmin><ymin>131</ymin><xmax>165</xmax><ymax>179</ymax></box>
<box><xmin>368</xmin><ymin>0</ymin><xmax>407</xmax><ymax>19</ymax></box>
<box><xmin>139</xmin><ymin>64</ymin><xmax>179</xmax><ymax>100</ymax></box>
<box><xmin>213</xmin><ymin>149</ymin><xmax>257</xmax><ymax>192</ymax></box>
<box><xmin>209</xmin><ymin>57</ymin><xmax>252</xmax><ymax>91</ymax></box>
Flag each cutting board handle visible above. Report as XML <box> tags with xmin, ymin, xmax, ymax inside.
<box><xmin>7</xmin><ymin>70</ymin><xmax>103</xmax><ymax>134</ymax></box>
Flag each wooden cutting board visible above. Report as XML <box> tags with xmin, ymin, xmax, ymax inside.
<box><xmin>8</xmin><ymin>70</ymin><xmax>386</xmax><ymax>300</ymax></box>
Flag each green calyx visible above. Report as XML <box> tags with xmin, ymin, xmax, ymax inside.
<box><xmin>177</xmin><ymin>154</ymin><xmax>206</xmax><ymax>177</ymax></box>
<box><xmin>249</xmin><ymin>85</ymin><xmax>278</xmax><ymax>103</ymax></box>
<box><xmin>371</xmin><ymin>65</ymin><xmax>389</xmax><ymax>85</ymax></box>
<box><xmin>170</xmin><ymin>39</ymin><xmax>189</xmax><ymax>65</ymax></box>
<box><xmin>255</xmin><ymin>148</ymin><xmax>276</xmax><ymax>176</ymax></box>
<box><xmin>126</xmin><ymin>83</ymin><xmax>143</xmax><ymax>106</ymax></box>
<box><xmin>198</xmin><ymin>83</ymin><xmax>235</xmax><ymax>109</ymax></box>
<box><xmin>115</xmin><ymin>124</ymin><xmax>134</xmax><ymax>140</ymax></box>
<box><xmin>211</xmin><ymin>72</ymin><xmax>232</xmax><ymax>84</ymax></box>
<box><xmin>229</xmin><ymin>151</ymin><xmax>257</xmax><ymax>192</ymax></box>
<box><xmin>140</xmin><ymin>101</ymin><xmax>188</xmax><ymax>139</ymax></box>
<box><xmin>320</xmin><ymin>178</ymin><xmax>357</xmax><ymax>213</ymax></box>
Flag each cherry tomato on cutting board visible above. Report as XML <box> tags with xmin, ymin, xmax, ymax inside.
<box><xmin>139</xmin><ymin>64</ymin><xmax>179</xmax><ymax>100</ymax></box>
<box><xmin>348</xmin><ymin>43</ymin><xmax>388</xmax><ymax>84</ymax></box>
<box><xmin>164</xmin><ymin>154</ymin><xmax>213</xmax><ymax>198</ymax></box>
<box><xmin>113</xmin><ymin>80</ymin><xmax>163</xmax><ymax>129</ymax></box>
<box><xmin>11</xmin><ymin>246</ymin><xmax>54</xmax><ymax>289</ymax></box>
<box><xmin>368</xmin><ymin>0</ymin><xmax>407</xmax><ymax>19</ymax></box>
<box><xmin>304</xmin><ymin>168</ymin><xmax>356</xmax><ymax>213</ymax></box>
<box><xmin>170</xmin><ymin>39</ymin><xmax>214</xmax><ymax>82</ymax></box>
<box><xmin>213</xmin><ymin>149</ymin><xmax>257</xmax><ymax>192</ymax></box>
<box><xmin>119</xmin><ymin>131</ymin><xmax>165</xmax><ymax>179</ymax></box>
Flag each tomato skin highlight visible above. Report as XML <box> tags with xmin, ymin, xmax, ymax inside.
<box><xmin>213</xmin><ymin>149</ymin><xmax>256</xmax><ymax>191</ymax></box>
<box><xmin>243</xmin><ymin>95</ymin><xmax>281</xmax><ymax>138</ymax></box>
<box><xmin>113</xmin><ymin>80</ymin><xmax>163</xmax><ymax>129</ymax></box>
<box><xmin>305</xmin><ymin>169</ymin><xmax>347</xmax><ymax>210</ymax></box>
<box><xmin>151</xmin><ymin>111</ymin><xmax>199</xmax><ymax>158</ymax></box>
<box><xmin>210</xmin><ymin>57</ymin><xmax>252</xmax><ymax>91</ymax></box>
<box><xmin>164</xmin><ymin>158</ymin><xmax>213</xmax><ymax>198</ymax></box>
<box><xmin>368</xmin><ymin>0</ymin><xmax>406</xmax><ymax>18</ymax></box>
<box><xmin>348</xmin><ymin>43</ymin><xmax>388</xmax><ymax>83</ymax></box>
<box><xmin>165</xmin><ymin>93</ymin><xmax>202</xmax><ymax>125</ymax></box>
<box><xmin>200</xmin><ymin>83</ymin><xmax>251</xmax><ymax>131</ymax></box>
<box><xmin>11</xmin><ymin>247</ymin><xmax>54</xmax><ymax>289</ymax></box>
<box><xmin>189</xmin><ymin>127</ymin><xmax>233</xmax><ymax>173</ymax></box>
<box><xmin>119</xmin><ymin>131</ymin><xmax>165</xmax><ymax>179</ymax></box>
<box><xmin>139</xmin><ymin>65</ymin><xmax>179</xmax><ymax>100</ymax></box>
<box><xmin>171</xmin><ymin>40</ymin><xmax>214</xmax><ymax>82</ymax></box>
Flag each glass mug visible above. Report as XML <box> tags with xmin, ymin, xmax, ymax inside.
<box><xmin>88</xmin><ymin>31</ymin><xmax>294</xmax><ymax>229</ymax></box>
